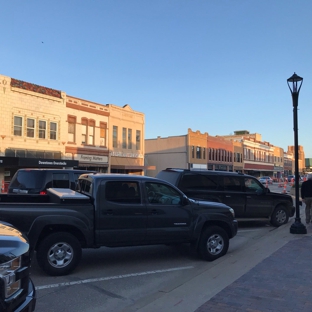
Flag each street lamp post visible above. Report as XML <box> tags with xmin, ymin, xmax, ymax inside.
<box><xmin>287</xmin><ymin>72</ymin><xmax>307</xmax><ymax>234</ymax></box>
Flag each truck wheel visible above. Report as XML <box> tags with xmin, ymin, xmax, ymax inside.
<box><xmin>198</xmin><ymin>226</ymin><xmax>229</xmax><ymax>261</ymax></box>
<box><xmin>37</xmin><ymin>232</ymin><xmax>82</xmax><ymax>276</ymax></box>
<box><xmin>270</xmin><ymin>206</ymin><xmax>289</xmax><ymax>227</ymax></box>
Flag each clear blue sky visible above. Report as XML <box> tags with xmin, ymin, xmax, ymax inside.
<box><xmin>2</xmin><ymin>1</ymin><xmax>312</xmax><ymax>157</ymax></box>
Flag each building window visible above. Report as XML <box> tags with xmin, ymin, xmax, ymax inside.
<box><xmin>208</xmin><ymin>148</ymin><xmax>211</xmax><ymax>160</ymax></box>
<box><xmin>128</xmin><ymin>129</ymin><xmax>132</xmax><ymax>149</ymax></box>
<box><xmin>191</xmin><ymin>146</ymin><xmax>194</xmax><ymax>158</ymax></box>
<box><xmin>122</xmin><ymin>128</ymin><xmax>127</xmax><ymax>148</ymax></box>
<box><xmin>81</xmin><ymin>124</ymin><xmax>87</xmax><ymax>144</ymax></box>
<box><xmin>196</xmin><ymin>146</ymin><xmax>201</xmax><ymax>159</ymax></box>
<box><xmin>203</xmin><ymin>148</ymin><xmax>206</xmax><ymax>160</ymax></box>
<box><xmin>113</xmin><ymin>126</ymin><xmax>118</xmax><ymax>148</ymax></box>
<box><xmin>27</xmin><ymin>118</ymin><xmax>35</xmax><ymax>138</ymax></box>
<box><xmin>136</xmin><ymin>130</ymin><xmax>141</xmax><ymax>150</ymax></box>
<box><xmin>14</xmin><ymin>116</ymin><xmax>23</xmax><ymax>136</ymax></box>
<box><xmin>100</xmin><ymin>122</ymin><xmax>107</xmax><ymax>147</ymax></box>
<box><xmin>68</xmin><ymin>116</ymin><xmax>76</xmax><ymax>143</ymax></box>
<box><xmin>39</xmin><ymin>120</ymin><xmax>46</xmax><ymax>139</ymax></box>
<box><xmin>50</xmin><ymin>122</ymin><xmax>57</xmax><ymax>140</ymax></box>
<box><xmin>88</xmin><ymin>120</ymin><xmax>95</xmax><ymax>145</ymax></box>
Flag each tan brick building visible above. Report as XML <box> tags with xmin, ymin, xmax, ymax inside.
<box><xmin>0</xmin><ymin>74</ymin><xmax>148</xmax><ymax>191</ymax></box>
<box><xmin>0</xmin><ymin>74</ymin><xmax>78</xmax><ymax>191</ymax></box>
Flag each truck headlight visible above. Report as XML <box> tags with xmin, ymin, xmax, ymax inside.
<box><xmin>0</xmin><ymin>257</ymin><xmax>22</xmax><ymax>298</ymax></box>
<box><xmin>229</xmin><ymin>208</ymin><xmax>235</xmax><ymax>218</ymax></box>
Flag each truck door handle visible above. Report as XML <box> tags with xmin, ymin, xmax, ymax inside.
<box><xmin>105</xmin><ymin>209</ymin><xmax>113</xmax><ymax>215</ymax></box>
<box><xmin>151</xmin><ymin>209</ymin><xmax>158</xmax><ymax>215</ymax></box>
<box><xmin>225</xmin><ymin>195</ymin><xmax>231</xmax><ymax>198</ymax></box>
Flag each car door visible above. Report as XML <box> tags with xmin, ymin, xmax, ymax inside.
<box><xmin>244</xmin><ymin>177</ymin><xmax>273</xmax><ymax>217</ymax></box>
<box><xmin>98</xmin><ymin>180</ymin><xmax>147</xmax><ymax>245</ymax></box>
<box><xmin>219</xmin><ymin>176</ymin><xmax>246</xmax><ymax>218</ymax></box>
<box><xmin>145</xmin><ymin>181</ymin><xmax>192</xmax><ymax>243</ymax></box>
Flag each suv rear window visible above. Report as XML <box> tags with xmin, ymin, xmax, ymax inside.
<box><xmin>9</xmin><ymin>171</ymin><xmax>46</xmax><ymax>192</ymax></box>
<box><xmin>156</xmin><ymin>171</ymin><xmax>180</xmax><ymax>185</ymax></box>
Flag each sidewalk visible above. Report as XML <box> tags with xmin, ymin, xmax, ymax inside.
<box><xmin>128</xmin><ymin>204</ymin><xmax>312</xmax><ymax>312</ymax></box>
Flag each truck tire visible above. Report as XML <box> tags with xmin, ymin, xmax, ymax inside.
<box><xmin>198</xmin><ymin>226</ymin><xmax>229</xmax><ymax>261</ymax></box>
<box><xmin>270</xmin><ymin>205</ymin><xmax>289</xmax><ymax>227</ymax></box>
<box><xmin>37</xmin><ymin>232</ymin><xmax>82</xmax><ymax>276</ymax></box>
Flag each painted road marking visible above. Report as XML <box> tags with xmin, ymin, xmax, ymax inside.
<box><xmin>35</xmin><ymin>266</ymin><xmax>194</xmax><ymax>290</ymax></box>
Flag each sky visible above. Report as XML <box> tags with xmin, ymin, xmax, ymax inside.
<box><xmin>1</xmin><ymin>1</ymin><xmax>312</xmax><ymax>156</ymax></box>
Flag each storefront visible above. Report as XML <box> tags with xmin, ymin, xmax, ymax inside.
<box><xmin>110</xmin><ymin>151</ymin><xmax>146</xmax><ymax>175</ymax></box>
<box><xmin>74</xmin><ymin>154</ymin><xmax>109</xmax><ymax>172</ymax></box>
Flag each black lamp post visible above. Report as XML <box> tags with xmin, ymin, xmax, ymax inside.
<box><xmin>287</xmin><ymin>72</ymin><xmax>307</xmax><ymax>234</ymax></box>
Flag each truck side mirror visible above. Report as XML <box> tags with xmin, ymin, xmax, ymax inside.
<box><xmin>182</xmin><ymin>196</ymin><xmax>189</xmax><ymax>206</ymax></box>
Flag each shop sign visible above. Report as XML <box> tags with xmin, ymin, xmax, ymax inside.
<box><xmin>18</xmin><ymin>158</ymin><xmax>79</xmax><ymax>167</ymax></box>
<box><xmin>0</xmin><ymin>157</ymin><xmax>19</xmax><ymax>166</ymax></box>
<box><xmin>75</xmin><ymin>154</ymin><xmax>108</xmax><ymax>164</ymax></box>
<box><xmin>110</xmin><ymin>151</ymin><xmax>143</xmax><ymax>158</ymax></box>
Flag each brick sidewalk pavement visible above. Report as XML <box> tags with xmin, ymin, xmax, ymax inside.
<box><xmin>195</xmin><ymin>234</ymin><xmax>312</xmax><ymax>312</ymax></box>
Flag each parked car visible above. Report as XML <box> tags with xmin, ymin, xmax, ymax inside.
<box><xmin>287</xmin><ymin>175</ymin><xmax>295</xmax><ymax>182</ymax></box>
<box><xmin>8</xmin><ymin>168</ymin><xmax>96</xmax><ymax>194</ymax></box>
<box><xmin>259</xmin><ymin>176</ymin><xmax>273</xmax><ymax>185</ymax></box>
<box><xmin>156</xmin><ymin>168</ymin><xmax>295</xmax><ymax>227</ymax></box>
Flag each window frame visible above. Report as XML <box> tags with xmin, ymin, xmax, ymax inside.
<box><xmin>14</xmin><ymin>116</ymin><xmax>23</xmax><ymax>136</ymax></box>
<box><xmin>50</xmin><ymin>122</ymin><xmax>57</xmax><ymax>140</ymax></box>
<box><xmin>38</xmin><ymin>120</ymin><xmax>47</xmax><ymax>139</ymax></box>
<box><xmin>26</xmin><ymin>118</ymin><xmax>35</xmax><ymax>138</ymax></box>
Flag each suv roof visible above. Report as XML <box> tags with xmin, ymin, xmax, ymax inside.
<box><xmin>161</xmin><ymin>168</ymin><xmax>250</xmax><ymax>177</ymax></box>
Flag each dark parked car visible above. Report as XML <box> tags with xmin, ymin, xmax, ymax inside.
<box><xmin>0</xmin><ymin>221</ymin><xmax>36</xmax><ymax>311</ymax></box>
<box><xmin>8</xmin><ymin>168</ymin><xmax>96</xmax><ymax>194</ymax></box>
<box><xmin>156</xmin><ymin>168</ymin><xmax>295</xmax><ymax>227</ymax></box>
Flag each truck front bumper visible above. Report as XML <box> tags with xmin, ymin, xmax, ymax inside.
<box><xmin>15</xmin><ymin>279</ymin><xmax>36</xmax><ymax>312</ymax></box>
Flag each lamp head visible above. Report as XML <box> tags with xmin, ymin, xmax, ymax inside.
<box><xmin>287</xmin><ymin>72</ymin><xmax>303</xmax><ymax>94</ymax></box>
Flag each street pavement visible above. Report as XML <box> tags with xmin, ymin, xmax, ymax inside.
<box><xmin>127</xmin><ymin>191</ymin><xmax>312</xmax><ymax>312</ymax></box>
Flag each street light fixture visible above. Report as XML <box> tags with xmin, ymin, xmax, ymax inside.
<box><xmin>287</xmin><ymin>72</ymin><xmax>307</xmax><ymax>234</ymax></box>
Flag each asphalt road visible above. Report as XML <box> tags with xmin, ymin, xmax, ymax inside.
<box><xmin>32</xmin><ymin>183</ymin><xmax>289</xmax><ymax>312</ymax></box>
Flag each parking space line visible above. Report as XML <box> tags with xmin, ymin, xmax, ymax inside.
<box><xmin>35</xmin><ymin>266</ymin><xmax>194</xmax><ymax>290</ymax></box>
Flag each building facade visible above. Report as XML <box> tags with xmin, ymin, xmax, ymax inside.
<box><xmin>0</xmin><ymin>74</ymin><xmax>147</xmax><ymax>191</ymax></box>
<box><xmin>65</xmin><ymin>95</ymin><xmax>109</xmax><ymax>172</ymax></box>
<box><xmin>108</xmin><ymin>104</ymin><xmax>147</xmax><ymax>175</ymax></box>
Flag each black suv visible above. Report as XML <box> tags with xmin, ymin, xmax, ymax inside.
<box><xmin>156</xmin><ymin>169</ymin><xmax>295</xmax><ymax>227</ymax></box>
<box><xmin>8</xmin><ymin>168</ymin><xmax>96</xmax><ymax>195</ymax></box>
<box><xmin>0</xmin><ymin>221</ymin><xmax>36</xmax><ymax>311</ymax></box>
